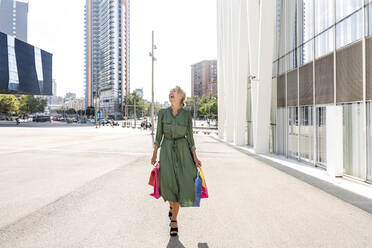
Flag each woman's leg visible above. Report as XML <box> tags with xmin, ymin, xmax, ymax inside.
<box><xmin>169</xmin><ymin>201</ymin><xmax>174</xmax><ymax>217</ymax></box>
<box><xmin>171</xmin><ymin>202</ymin><xmax>180</xmax><ymax>220</ymax></box>
<box><xmin>168</xmin><ymin>201</ymin><xmax>180</xmax><ymax>234</ymax></box>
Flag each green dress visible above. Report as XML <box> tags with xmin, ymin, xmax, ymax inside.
<box><xmin>154</xmin><ymin>107</ymin><xmax>197</xmax><ymax>207</ymax></box>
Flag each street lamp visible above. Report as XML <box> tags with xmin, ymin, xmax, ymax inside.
<box><xmin>149</xmin><ymin>30</ymin><xmax>157</xmax><ymax>146</ymax></box>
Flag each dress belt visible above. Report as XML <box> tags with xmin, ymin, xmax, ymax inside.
<box><xmin>163</xmin><ymin>136</ymin><xmax>186</xmax><ymax>169</ymax></box>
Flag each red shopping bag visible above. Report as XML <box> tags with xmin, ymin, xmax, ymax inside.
<box><xmin>149</xmin><ymin>162</ymin><xmax>160</xmax><ymax>199</ymax></box>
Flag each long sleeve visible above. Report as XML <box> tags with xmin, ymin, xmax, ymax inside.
<box><xmin>154</xmin><ymin>109</ymin><xmax>164</xmax><ymax>147</ymax></box>
<box><xmin>186</xmin><ymin>111</ymin><xmax>196</xmax><ymax>151</ymax></box>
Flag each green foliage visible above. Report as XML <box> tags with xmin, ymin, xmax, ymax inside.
<box><xmin>0</xmin><ymin>94</ymin><xmax>19</xmax><ymax>114</ymax></box>
<box><xmin>85</xmin><ymin>107</ymin><xmax>95</xmax><ymax>116</ymax></box>
<box><xmin>125</xmin><ymin>91</ymin><xmax>147</xmax><ymax>117</ymax></box>
<box><xmin>19</xmin><ymin>95</ymin><xmax>47</xmax><ymax>114</ymax></box>
<box><xmin>184</xmin><ymin>93</ymin><xmax>217</xmax><ymax>119</ymax></box>
<box><xmin>66</xmin><ymin>108</ymin><xmax>76</xmax><ymax>115</ymax></box>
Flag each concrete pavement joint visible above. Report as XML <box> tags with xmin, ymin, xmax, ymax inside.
<box><xmin>210</xmin><ymin>136</ymin><xmax>372</xmax><ymax>214</ymax></box>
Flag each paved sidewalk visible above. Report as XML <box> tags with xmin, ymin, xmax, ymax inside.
<box><xmin>0</xmin><ymin>127</ymin><xmax>372</xmax><ymax>247</ymax></box>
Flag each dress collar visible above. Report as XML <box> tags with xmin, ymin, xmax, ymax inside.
<box><xmin>169</xmin><ymin>106</ymin><xmax>182</xmax><ymax>117</ymax></box>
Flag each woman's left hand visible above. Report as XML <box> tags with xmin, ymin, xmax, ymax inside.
<box><xmin>194</xmin><ymin>158</ymin><xmax>202</xmax><ymax>168</ymax></box>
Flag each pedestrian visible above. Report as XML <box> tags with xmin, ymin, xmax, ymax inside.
<box><xmin>151</xmin><ymin>86</ymin><xmax>202</xmax><ymax>237</ymax></box>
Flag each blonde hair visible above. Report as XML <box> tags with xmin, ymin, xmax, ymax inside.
<box><xmin>175</xmin><ymin>85</ymin><xmax>186</xmax><ymax>107</ymax></box>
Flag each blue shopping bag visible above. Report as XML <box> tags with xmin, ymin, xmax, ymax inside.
<box><xmin>193</xmin><ymin>171</ymin><xmax>202</xmax><ymax>207</ymax></box>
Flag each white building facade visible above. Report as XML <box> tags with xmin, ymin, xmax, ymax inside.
<box><xmin>217</xmin><ymin>0</ymin><xmax>372</xmax><ymax>184</ymax></box>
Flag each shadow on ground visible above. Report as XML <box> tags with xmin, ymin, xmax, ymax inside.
<box><xmin>166</xmin><ymin>237</ymin><xmax>208</xmax><ymax>248</ymax></box>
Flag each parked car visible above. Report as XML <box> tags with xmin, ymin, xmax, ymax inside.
<box><xmin>99</xmin><ymin>118</ymin><xmax>110</xmax><ymax>125</ymax></box>
<box><xmin>33</xmin><ymin>115</ymin><xmax>51</xmax><ymax>122</ymax></box>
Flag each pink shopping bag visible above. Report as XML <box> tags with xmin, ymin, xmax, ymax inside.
<box><xmin>149</xmin><ymin>162</ymin><xmax>160</xmax><ymax>199</ymax></box>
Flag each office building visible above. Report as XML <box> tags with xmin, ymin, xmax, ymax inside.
<box><xmin>0</xmin><ymin>31</ymin><xmax>52</xmax><ymax>95</ymax></box>
<box><xmin>191</xmin><ymin>60</ymin><xmax>217</xmax><ymax>98</ymax></box>
<box><xmin>217</xmin><ymin>0</ymin><xmax>372</xmax><ymax>184</ymax></box>
<box><xmin>0</xmin><ymin>0</ymin><xmax>28</xmax><ymax>42</ymax></box>
<box><xmin>84</xmin><ymin>0</ymin><xmax>130</xmax><ymax>119</ymax></box>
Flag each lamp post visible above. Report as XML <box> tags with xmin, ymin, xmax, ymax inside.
<box><xmin>149</xmin><ymin>31</ymin><xmax>157</xmax><ymax>146</ymax></box>
<box><xmin>193</xmin><ymin>96</ymin><xmax>197</xmax><ymax>127</ymax></box>
<box><xmin>95</xmin><ymin>71</ymin><xmax>99</xmax><ymax>128</ymax></box>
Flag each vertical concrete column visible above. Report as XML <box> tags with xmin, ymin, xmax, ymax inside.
<box><xmin>326</xmin><ymin>105</ymin><xmax>343</xmax><ymax>177</ymax></box>
<box><xmin>216</xmin><ymin>0</ymin><xmax>225</xmax><ymax>140</ymax></box>
<box><xmin>252</xmin><ymin>0</ymin><xmax>276</xmax><ymax>154</ymax></box>
<box><xmin>224</xmin><ymin>0</ymin><xmax>234</xmax><ymax>143</ymax></box>
<box><xmin>233</xmin><ymin>0</ymin><xmax>249</xmax><ymax>145</ymax></box>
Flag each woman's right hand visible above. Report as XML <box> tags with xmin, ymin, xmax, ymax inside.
<box><xmin>151</xmin><ymin>151</ymin><xmax>157</xmax><ymax>165</ymax></box>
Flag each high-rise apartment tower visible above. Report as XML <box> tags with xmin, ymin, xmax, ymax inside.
<box><xmin>84</xmin><ymin>0</ymin><xmax>130</xmax><ymax>119</ymax></box>
<box><xmin>0</xmin><ymin>0</ymin><xmax>28</xmax><ymax>42</ymax></box>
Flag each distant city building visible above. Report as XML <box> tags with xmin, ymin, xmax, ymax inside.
<box><xmin>0</xmin><ymin>31</ymin><xmax>53</xmax><ymax>95</ymax></box>
<box><xmin>65</xmin><ymin>92</ymin><xmax>76</xmax><ymax>100</ymax></box>
<box><xmin>48</xmin><ymin>79</ymin><xmax>59</xmax><ymax>105</ymax></box>
<box><xmin>191</xmin><ymin>60</ymin><xmax>217</xmax><ymax>98</ymax></box>
<box><xmin>84</xmin><ymin>0</ymin><xmax>130</xmax><ymax>119</ymax></box>
<box><xmin>65</xmin><ymin>97</ymin><xmax>85</xmax><ymax>111</ymax></box>
<box><xmin>48</xmin><ymin>96</ymin><xmax>63</xmax><ymax>105</ymax></box>
<box><xmin>0</xmin><ymin>0</ymin><xmax>28</xmax><ymax>42</ymax></box>
<box><xmin>52</xmin><ymin>79</ymin><xmax>56</xmax><ymax>96</ymax></box>
<box><xmin>163</xmin><ymin>101</ymin><xmax>170</xmax><ymax>107</ymax></box>
<box><xmin>135</xmin><ymin>88</ymin><xmax>143</xmax><ymax>98</ymax></box>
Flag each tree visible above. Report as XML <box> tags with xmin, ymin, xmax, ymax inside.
<box><xmin>85</xmin><ymin>107</ymin><xmax>95</xmax><ymax>116</ymax></box>
<box><xmin>0</xmin><ymin>95</ymin><xmax>19</xmax><ymax>115</ymax></box>
<box><xmin>66</xmin><ymin>108</ymin><xmax>76</xmax><ymax>115</ymax></box>
<box><xmin>19</xmin><ymin>96</ymin><xmax>47</xmax><ymax>114</ymax></box>
<box><xmin>198</xmin><ymin>93</ymin><xmax>218</xmax><ymax>119</ymax></box>
<box><xmin>125</xmin><ymin>91</ymin><xmax>146</xmax><ymax>117</ymax></box>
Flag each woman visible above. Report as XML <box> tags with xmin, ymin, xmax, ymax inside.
<box><xmin>151</xmin><ymin>86</ymin><xmax>202</xmax><ymax>237</ymax></box>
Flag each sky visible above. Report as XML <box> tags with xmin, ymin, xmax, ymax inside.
<box><xmin>28</xmin><ymin>0</ymin><xmax>217</xmax><ymax>103</ymax></box>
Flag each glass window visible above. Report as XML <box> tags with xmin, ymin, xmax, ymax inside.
<box><xmin>286</xmin><ymin>0</ymin><xmax>297</xmax><ymax>53</ymax></box>
<box><xmin>316</xmin><ymin>107</ymin><xmax>326</xmax><ymax>167</ymax></box>
<box><xmin>286</xmin><ymin>49</ymin><xmax>297</xmax><ymax>71</ymax></box>
<box><xmin>278</xmin><ymin>56</ymin><xmax>285</xmax><ymax>75</ymax></box>
<box><xmin>336</xmin><ymin>9</ymin><xmax>362</xmax><ymax>49</ymax></box>
<box><xmin>336</xmin><ymin>0</ymin><xmax>362</xmax><ymax>22</ymax></box>
<box><xmin>276</xmin><ymin>107</ymin><xmax>287</xmax><ymax>156</ymax></box>
<box><xmin>300</xmin><ymin>106</ymin><xmax>314</xmax><ymax>162</ymax></box>
<box><xmin>288</xmin><ymin>106</ymin><xmax>299</xmax><ymax>159</ymax></box>
<box><xmin>343</xmin><ymin>103</ymin><xmax>366</xmax><ymax>179</ymax></box>
<box><xmin>278</xmin><ymin>0</ymin><xmax>286</xmax><ymax>57</ymax></box>
<box><xmin>7</xmin><ymin>36</ymin><xmax>19</xmax><ymax>91</ymax></box>
<box><xmin>367</xmin><ymin>102</ymin><xmax>372</xmax><ymax>181</ymax></box>
<box><xmin>315</xmin><ymin>27</ymin><xmax>334</xmax><ymax>58</ymax></box>
<box><xmin>272</xmin><ymin>61</ymin><xmax>278</xmax><ymax>77</ymax></box>
<box><xmin>366</xmin><ymin>2</ymin><xmax>372</xmax><ymax>37</ymax></box>
<box><xmin>299</xmin><ymin>0</ymin><xmax>314</xmax><ymax>44</ymax></box>
<box><xmin>315</xmin><ymin>0</ymin><xmax>334</xmax><ymax>34</ymax></box>
<box><xmin>300</xmin><ymin>39</ymin><xmax>313</xmax><ymax>65</ymax></box>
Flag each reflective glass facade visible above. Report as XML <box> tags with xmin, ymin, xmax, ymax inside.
<box><xmin>0</xmin><ymin>31</ymin><xmax>52</xmax><ymax>95</ymax></box>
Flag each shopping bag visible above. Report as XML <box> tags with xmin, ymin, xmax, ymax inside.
<box><xmin>199</xmin><ymin>168</ymin><xmax>209</xmax><ymax>199</ymax></box>
<box><xmin>149</xmin><ymin>162</ymin><xmax>160</xmax><ymax>199</ymax></box>
<box><xmin>193</xmin><ymin>171</ymin><xmax>202</xmax><ymax>207</ymax></box>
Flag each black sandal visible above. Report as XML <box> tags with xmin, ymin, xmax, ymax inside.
<box><xmin>170</xmin><ymin>220</ymin><xmax>178</xmax><ymax>236</ymax></box>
